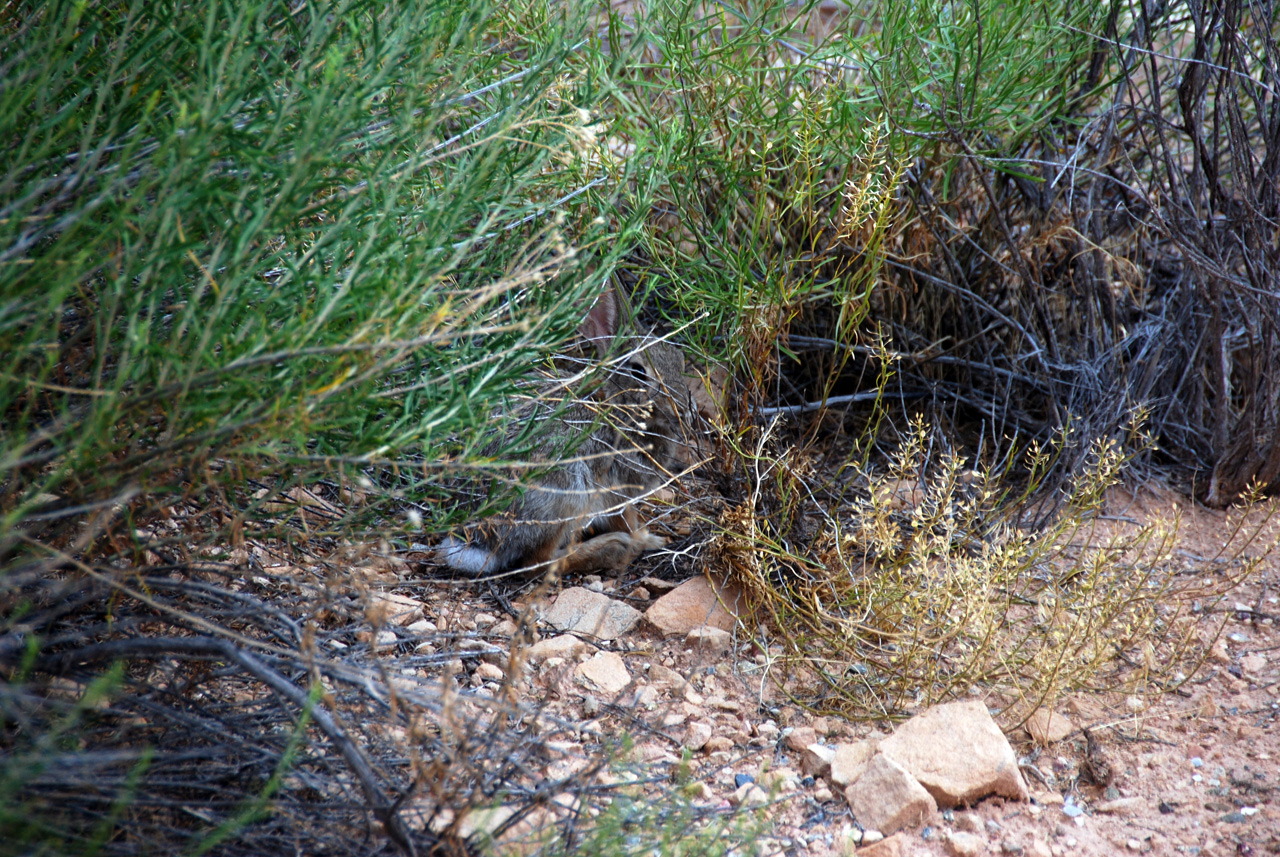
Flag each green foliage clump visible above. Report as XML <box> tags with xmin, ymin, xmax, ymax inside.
<box><xmin>0</xmin><ymin>0</ymin><xmax>619</xmax><ymax>565</ymax></box>
<box><xmin>1</xmin><ymin>1</ymin><xmax>631</xmax><ymax>852</ymax></box>
<box><xmin>588</xmin><ymin>0</ymin><xmax>1112</xmax><ymax>402</ymax></box>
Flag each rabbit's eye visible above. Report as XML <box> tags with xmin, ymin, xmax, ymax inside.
<box><xmin>622</xmin><ymin>360</ymin><xmax>650</xmax><ymax>382</ymax></box>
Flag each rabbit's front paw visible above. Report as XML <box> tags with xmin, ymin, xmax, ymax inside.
<box><xmin>633</xmin><ymin>528</ymin><xmax>668</xmax><ymax>551</ymax></box>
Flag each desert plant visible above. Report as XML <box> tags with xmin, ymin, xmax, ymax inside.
<box><xmin>719</xmin><ymin>410</ymin><xmax>1271</xmax><ymax>719</ymax></box>
<box><xmin>0</xmin><ymin>0</ymin><xmax>624</xmax><ymax>575</ymax></box>
<box><xmin>864</xmin><ymin>0</ymin><xmax>1280</xmax><ymax>503</ymax></box>
<box><xmin>597</xmin><ymin>0</ymin><xmax>1280</xmax><ymax>505</ymax></box>
<box><xmin>0</xmin><ymin>0</ymin><xmax>648</xmax><ymax>852</ymax></box>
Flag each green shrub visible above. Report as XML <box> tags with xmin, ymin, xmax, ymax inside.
<box><xmin>0</xmin><ymin>0</ymin><xmax>620</xmax><ymax>567</ymax></box>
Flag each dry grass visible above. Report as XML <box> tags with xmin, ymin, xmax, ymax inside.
<box><xmin>710</xmin><ymin>412</ymin><xmax>1277</xmax><ymax>720</ymax></box>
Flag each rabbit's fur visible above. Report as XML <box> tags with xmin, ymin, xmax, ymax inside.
<box><xmin>438</xmin><ymin>287</ymin><xmax>693</xmax><ymax>577</ymax></box>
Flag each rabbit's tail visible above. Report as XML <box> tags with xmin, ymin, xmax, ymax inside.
<box><xmin>437</xmin><ymin>535</ymin><xmax>498</xmax><ymax>575</ymax></box>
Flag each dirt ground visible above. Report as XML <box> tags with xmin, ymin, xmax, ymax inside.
<box><xmin>425</xmin><ymin>481</ymin><xmax>1279</xmax><ymax>857</ymax></box>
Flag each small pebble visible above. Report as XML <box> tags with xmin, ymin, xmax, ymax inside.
<box><xmin>1189</xmin><ymin>757</ymin><xmax>1204</xmax><ymax>768</ymax></box>
<box><xmin>734</xmin><ymin>773</ymin><xmax>754</xmax><ymax>789</ymax></box>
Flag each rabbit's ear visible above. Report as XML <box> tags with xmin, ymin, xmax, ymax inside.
<box><xmin>580</xmin><ymin>286</ymin><xmax>621</xmax><ymax>355</ymax></box>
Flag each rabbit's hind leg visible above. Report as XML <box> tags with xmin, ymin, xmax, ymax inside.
<box><xmin>560</xmin><ymin>529</ymin><xmax>666</xmax><ymax>575</ymax></box>
<box><xmin>497</xmin><ymin>519</ymin><xmax>577</xmax><ymax>578</ymax></box>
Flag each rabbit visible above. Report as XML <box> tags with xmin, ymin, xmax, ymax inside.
<box><xmin>437</xmin><ymin>285</ymin><xmax>694</xmax><ymax>578</ymax></box>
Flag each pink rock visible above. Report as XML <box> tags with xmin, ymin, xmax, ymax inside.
<box><xmin>784</xmin><ymin>726</ymin><xmax>818</xmax><ymax>753</ymax></box>
<box><xmin>643</xmin><ymin>574</ymin><xmax>744</xmax><ymax>638</ymax></box>
<box><xmin>1025</xmin><ymin>708</ymin><xmax>1075</xmax><ymax>745</ymax></box>
<box><xmin>685</xmin><ymin>722</ymin><xmax>713</xmax><ymax>751</ymax></box>
<box><xmin>524</xmin><ymin>634</ymin><xmax>590</xmax><ymax>663</ymax></box>
<box><xmin>843</xmin><ymin>754</ymin><xmax>937</xmax><ymax>835</ymax></box>
<box><xmin>878</xmin><ymin>700</ymin><xmax>1029</xmax><ymax>807</ymax></box>
<box><xmin>574</xmin><ymin>651</ymin><xmax>630</xmax><ymax>694</ymax></box>
<box><xmin>647</xmin><ymin>663</ymin><xmax>690</xmax><ymax>693</ymax></box>
<box><xmin>854</xmin><ymin>831</ymin><xmax>906</xmax><ymax>857</ymax></box>
<box><xmin>729</xmin><ymin>783</ymin><xmax>769</xmax><ymax>808</ymax></box>
<box><xmin>685</xmin><ymin>626</ymin><xmax>733</xmax><ymax>654</ymax></box>
<box><xmin>1240</xmin><ymin>653</ymin><xmax>1267</xmax><ymax>674</ymax></box>
<box><xmin>541</xmin><ymin>587</ymin><xmax>641</xmax><ymax>641</ymax></box>
<box><xmin>801</xmin><ymin>743</ymin><xmax>836</xmax><ymax>778</ymax></box>
<box><xmin>703</xmin><ymin>736</ymin><xmax>734</xmax><ymax>754</ymax></box>
<box><xmin>367</xmin><ymin>592</ymin><xmax>425</xmax><ymax>627</ymax></box>
<box><xmin>829</xmin><ymin>739</ymin><xmax>879</xmax><ymax>787</ymax></box>
<box><xmin>943</xmin><ymin>831</ymin><xmax>983</xmax><ymax>857</ymax></box>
